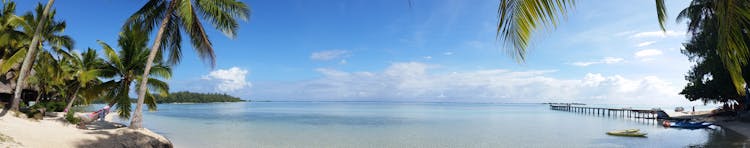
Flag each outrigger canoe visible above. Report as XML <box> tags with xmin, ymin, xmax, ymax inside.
<box><xmin>662</xmin><ymin>120</ymin><xmax>712</xmax><ymax>129</ymax></box>
<box><xmin>606</xmin><ymin>129</ymin><xmax>647</xmax><ymax>137</ymax></box>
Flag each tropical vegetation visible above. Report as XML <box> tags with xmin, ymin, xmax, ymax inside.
<box><xmin>97</xmin><ymin>26</ymin><xmax>171</xmax><ymax>119</ymax></box>
<box><xmin>155</xmin><ymin>91</ymin><xmax>244</xmax><ymax>103</ymax></box>
<box><xmin>679</xmin><ymin>0</ymin><xmax>750</xmax><ymax>108</ymax></box>
<box><xmin>124</xmin><ymin>0</ymin><xmax>250</xmax><ymax>129</ymax></box>
<box><xmin>496</xmin><ymin>0</ymin><xmax>750</xmax><ymax>103</ymax></box>
<box><xmin>0</xmin><ymin>0</ymin><xmax>251</xmax><ymax>129</ymax></box>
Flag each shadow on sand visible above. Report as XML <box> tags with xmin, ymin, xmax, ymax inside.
<box><xmin>73</xmin><ymin>130</ymin><xmax>172</xmax><ymax>148</ymax></box>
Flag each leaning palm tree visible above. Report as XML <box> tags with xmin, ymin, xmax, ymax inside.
<box><xmin>9</xmin><ymin>0</ymin><xmax>64</xmax><ymax>111</ymax></box>
<box><xmin>98</xmin><ymin>26</ymin><xmax>171</xmax><ymax>119</ymax></box>
<box><xmin>59</xmin><ymin>48</ymin><xmax>104</xmax><ymax>112</ymax></box>
<box><xmin>496</xmin><ymin>0</ymin><xmax>750</xmax><ymax>94</ymax></box>
<box><xmin>1</xmin><ymin>2</ymin><xmax>71</xmax><ymax>74</ymax></box>
<box><xmin>123</xmin><ymin>0</ymin><xmax>250</xmax><ymax>129</ymax></box>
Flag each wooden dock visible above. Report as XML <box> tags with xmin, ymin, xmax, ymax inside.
<box><xmin>549</xmin><ymin>104</ymin><xmax>663</xmax><ymax>119</ymax></box>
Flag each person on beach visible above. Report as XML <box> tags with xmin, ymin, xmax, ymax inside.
<box><xmin>76</xmin><ymin>105</ymin><xmax>111</xmax><ymax>128</ymax></box>
<box><xmin>98</xmin><ymin>105</ymin><xmax>110</xmax><ymax>121</ymax></box>
<box><xmin>692</xmin><ymin>106</ymin><xmax>695</xmax><ymax>114</ymax></box>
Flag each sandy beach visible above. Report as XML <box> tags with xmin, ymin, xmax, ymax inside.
<box><xmin>0</xmin><ymin>111</ymin><xmax>171</xmax><ymax>148</ymax></box>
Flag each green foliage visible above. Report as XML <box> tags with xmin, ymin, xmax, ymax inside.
<box><xmin>97</xmin><ymin>25</ymin><xmax>171</xmax><ymax>118</ymax></box>
<box><xmin>64</xmin><ymin>110</ymin><xmax>81</xmax><ymax>125</ymax></box>
<box><xmin>124</xmin><ymin>0</ymin><xmax>251</xmax><ymax>66</ymax></box>
<box><xmin>496</xmin><ymin>0</ymin><xmax>574</xmax><ymax>62</ymax></box>
<box><xmin>679</xmin><ymin>0</ymin><xmax>750</xmax><ymax>106</ymax></box>
<box><xmin>32</xmin><ymin>101</ymin><xmax>66</xmax><ymax>112</ymax></box>
<box><xmin>24</xmin><ymin>103</ymin><xmax>44</xmax><ymax>120</ymax></box>
<box><xmin>496</xmin><ymin>0</ymin><xmax>750</xmax><ymax>95</ymax></box>
<box><xmin>155</xmin><ymin>91</ymin><xmax>244</xmax><ymax>103</ymax></box>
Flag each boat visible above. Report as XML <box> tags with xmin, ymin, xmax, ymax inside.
<box><xmin>606</xmin><ymin>129</ymin><xmax>647</xmax><ymax>137</ymax></box>
<box><xmin>662</xmin><ymin>120</ymin><xmax>712</xmax><ymax>129</ymax></box>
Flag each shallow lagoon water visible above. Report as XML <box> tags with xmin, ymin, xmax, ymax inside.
<box><xmin>121</xmin><ymin>102</ymin><xmax>748</xmax><ymax>147</ymax></box>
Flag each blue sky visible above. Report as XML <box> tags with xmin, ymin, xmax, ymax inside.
<box><xmin>13</xmin><ymin>0</ymin><xmax>702</xmax><ymax>105</ymax></box>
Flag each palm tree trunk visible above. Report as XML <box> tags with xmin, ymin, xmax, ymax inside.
<box><xmin>63</xmin><ymin>87</ymin><xmax>79</xmax><ymax>112</ymax></box>
<box><xmin>11</xmin><ymin>0</ymin><xmax>55</xmax><ymax>111</ymax></box>
<box><xmin>130</xmin><ymin>0</ymin><xmax>176</xmax><ymax>129</ymax></box>
<box><xmin>34</xmin><ymin>92</ymin><xmax>41</xmax><ymax>104</ymax></box>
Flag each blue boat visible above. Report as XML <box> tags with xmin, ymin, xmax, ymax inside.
<box><xmin>663</xmin><ymin>120</ymin><xmax>712</xmax><ymax>129</ymax></box>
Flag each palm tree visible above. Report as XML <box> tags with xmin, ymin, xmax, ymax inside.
<box><xmin>1</xmin><ymin>2</ymin><xmax>72</xmax><ymax>74</ymax></box>
<box><xmin>496</xmin><ymin>0</ymin><xmax>750</xmax><ymax>94</ymax></box>
<box><xmin>123</xmin><ymin>0</ymin><xmax>250</xmax><ymax>129</ymax></box>
<box><xmin>26</xmin><ymin>50</ymin><xmax>63</xmax><ymax>103</ymax></box>
<box><xmin>0</xmin><ymin>0</ymin><xmax>26</xmax><ymax>61</ymax></box>
<box><xmin>98</xmin><ymin>26</ymin><xmax>171</xmax><ymax>119</ymax></box>
<box><xmin>9</xmin><ymin>0</ymin><xmax>65</xmax><ymax>111</ymax></box>
<box><xmin>59</xmin><ymin>48</ymin><xmax>104</xmax><ymax>112</ymax></box>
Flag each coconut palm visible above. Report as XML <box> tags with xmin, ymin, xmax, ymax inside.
<box><xmin>0</xmin><ymin>0</ymin><xmax>26</xmax><ymax>61</ymax></box>
<box><xmin>123</xmin><ymin>0</ymin><xmax>250</xmax><ymax>129</ymax></box>
<box><xmin>26</xmin><ymin>50</ymin><xmax>63</xmax><ymax>103</ymax></box>
<box><xmin>496</xmin><ymin>0</ymin><xmax>750</xmax><ymax>94</ymax></box>
<box><xmin>9</xmin><ymin>0</ymin><xmax>70</xmax><ymax>111</ymax></box>
<box><xmin>59</xmin><ymin>48</ymin><xmax>104</xmax><ymax>112</ymax></box>
<box><xmin>98</xmin><ymin>26</ymin><xmax>171</xmax><ymax>119</ymax></box>
<box><xmin>1</xmin><ymin>2</ymin><xmax>73</xmax><ymax>74</ymax></box>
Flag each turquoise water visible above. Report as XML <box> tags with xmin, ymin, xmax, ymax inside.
<box><xmin>121</xmin><ymin>102</ymin><xmax>746</xmax><ymax>147</ymax></box>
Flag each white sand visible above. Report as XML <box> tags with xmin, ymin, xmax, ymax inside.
<box><xmin>0</xmin><ymin>111</ymin><xmax>171</xmax><ymax>148</ymax></box>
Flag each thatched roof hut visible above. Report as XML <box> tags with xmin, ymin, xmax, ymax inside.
<box><xmin>0</xmin><ymin>69</ymin><xmax>38</xmax><ymax>94</ymax></box>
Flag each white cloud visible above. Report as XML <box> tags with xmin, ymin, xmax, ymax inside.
<box><xmin>202</xmin><ymin>67</ymin><xmax>252</xmax><ymax>92</ymax></box>
<box><xmin>570</xmin><ymin>57</ymin><xmax>624</xmax><ymax>67</ymax></box>
<box><xmin>443</xmin><ymin>52</ymin><xmax>454</xmax><ymax>56</ymax></box>
<box><xmin>423</xmin><ymin>56</ymin><xmax>432</xmax><ymax>59</ymax></box>
<box><xmin>571</xmin><ymin>62</ymin><xmax>597</xmax><ymax>67</ymax></box>
<box><xmin>629</xmin><ymin>30</ymin><xmax>682</xmax><ymax>39</ymax></box>
<box><xmin>634</xmin><ymin>49</ymin><xmax>663</xmax><ymax>58</ymax></box>
<box><xmin>251</xmin><ymin>62</ymin><xmax>684</xmax><ymax>104</ymax></box>
<box><xmin>636</xmin><ymin>41</ymin><xmax>656</xmax><ymax>47</ymax></box>
<box><xmin>310</xmin><ymin>50</ymin><xmax>351</xmax><ymax>61</ymax></box>
<box><xmin>602</xmin><ymin>57</ymin><xmax>625</xmax><ymax>63</ymax></box>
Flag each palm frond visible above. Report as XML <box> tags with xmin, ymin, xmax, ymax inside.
<box><xmin>161</xmin><ymin>11</ymin><xmax>183</xmax><ymax>65</ymax></box>
<box><xmin>146</xmin><ymin>77</ymin><xmax>169</xmax><ymax>96</ymax></box>
<box><xmin>144</xmin><ymin>91</ymin><xmax>158</xmax><ymax>111</ymax></box>
<box><xmin>98</xmin><ymin>40</ymin><xmax>123</xmax><ymax>71</ymax></box>
<box><xmin>195</xmin><ymin>0</ymin><xmax>249</xmax><ymax>38</ymax></box>
<box><xmin>78</xmin><ymin>69</ymin><xmax>100</xmax><ymax>87</ymax></box>
<box><xmin>183</xmin><ymin>8</ymin><xmax>216</xmax><ymax>67</ymax></box>
<box><xmin>0</xmin><ymin>47</ymin><xmax>23</xmax><ymax>73</ymax></box>
<box><xmin>497</xmin><ymin>0</ymin><xmax>574</xmax><ymax>62</ymax></box>
<box><xmin>714</xmin><ymin>0</ymin><xmax>750</xmax><ymax>94</ymax></box>
<box><xmin>123</xmin><ymin>0</ymin><xmax>167</xmax><ymax>32</ymax></box>
<box><xmin>149</xmin><ymin>65</ymin><xmax>172</xmax><ymax>79</ymax></box>
<box><xmin>655</xmin><ymin>0</ymin><xmax>667</xmax><ymax>31</ymax></box>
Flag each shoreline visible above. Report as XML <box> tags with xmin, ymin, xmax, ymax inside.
<box><xmin>706</xmin><ymin>116</ymin><xmax>750</xmax><ymax>142</ymax></box>
<box><xmin>0</xmin><ymin>111</ymin><xmax>172</xmax><ymax>148</ymax></box>
<box><xmin>671</xmin><ymin>110</ymin><xmax>750</xmax><ymax>143</ymax></box>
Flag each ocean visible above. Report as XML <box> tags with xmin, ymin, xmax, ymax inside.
<box><xmin>107</xmin><ymin>102</ymin><xmax>747</xmax><ymax>147</ymax></box>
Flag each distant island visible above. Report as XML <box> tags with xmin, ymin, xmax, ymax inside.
<box><xmin>155</xmin><ymin>91</ymin><xmax>246</xmax><ymax>103</ymax></box>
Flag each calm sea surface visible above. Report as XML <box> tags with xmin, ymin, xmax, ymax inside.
<box><xmin>111</xmin><ymin>102</ymin><xmax>748</xmax><ymax>147</ymax></box>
